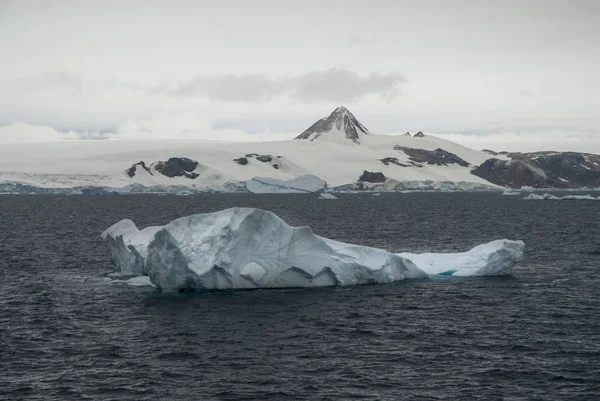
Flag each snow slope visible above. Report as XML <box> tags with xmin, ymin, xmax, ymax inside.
<box><xmin>0</xmin><ymin>135</ymin><xmax>495</xmax><ymax>190</ymax></box>
<box><xmin>0</xmin><ymin>106</ymin><xmax>500</xmax><ymax>190</ymax></box>
<box><xmin>102</xmin><ymin>208</ymin><xmax>525</xmax><ymax>292</ymax></box>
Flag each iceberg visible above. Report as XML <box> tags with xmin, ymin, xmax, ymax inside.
<box><xmin>102</xmin><ymin>208</ymin><xmax>525</xmax><ymax>292</ymax></box>
<box><xmin>101</xmin><ymin>219</ymin><xmax>162</xmax><ymax>275</ymax></box>
<box><xmin>318</xmin><ymin>193</ymin><xmax>338</xmax><ymax>199</ymax></box>
<box><xmin>523</xmin><ymin>193</ymin><xmax>599</xmax><ymax>201</ymax></box>
<box><xmin>523</xmin><ymin>193</ymin><xmax>560</xmax><ymax>200</ymax></box>
<box><xmin>560</xmin><ymin>194</ymin><xmax>598</xmax><ymax>200</ymax></box>
<box><xmin>103</xmin><ymin>208</ymin><xmax>427</xmax><ymax>292</ymax></box>
<box><xmin>398</xmin><ymin>239</ymin><xmax>524</xmax><ymax>277</ymax></box>
<box><xmin>501</xmin><ymin>190</ymin><xmax>521</xmax><ymax>196</ymax></box>
<box><xmin>246</xmin><ymin>174</ymin><xmax>327</xmax><ymax>194</ymax></box>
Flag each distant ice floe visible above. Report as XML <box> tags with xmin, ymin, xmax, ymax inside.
<box><xmin>102</xmin><ymin>208</ymin><xmax>525</xmax><ymax>292</ymax></box>
<box><xmin>318</xmin><ymin>193</ymin><xmax>338</xmax><ymax>200</ymax></box>
<box><xmin>502</xmin><ymin>190</ymin><xmax>521</xmax><ymax>196</ymax></box>
<box><xmin>524</xmin><ymin>193</ymin><xmax>600</xmax><ymax>201</ymax></box>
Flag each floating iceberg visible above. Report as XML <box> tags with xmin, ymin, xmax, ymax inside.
<box><xmin>398</xmin><ymin>239</ymin><xmax>524</xmax><ymax>277</ymax></box>
<box><xmin>560</xmin><ymin>194</ymin><xmax>598</xmax><ymax>200</ymax></box>
<box><xmin>318</xmin><ymin>193</ymin><xmax>338</xmax><ymax>200</ymax></box>
<box><xmin>102</xmin><ymin>208</ymin><xmax>525</xmax><ymax>292</ymax></box>
<box><xmin>501</xmin><ymin>190</ymin><xmax>521</xmax><ymax>196</ymax></box>
<box><xmin>524</xmin><ymin>193</ymin><xmax>599</xmax><ymax>201</ymax></box>
<box><xmin>246</xmin><ymin>174</ymin><xmax>326</xmax><ymax>194</ymax></box>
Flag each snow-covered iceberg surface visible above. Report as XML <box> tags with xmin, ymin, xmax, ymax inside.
<box><xmin>398</xmin><ymin>240</ymin><xmax>524</xmax><ymax>277</ymax></box>
<box><xmin>103</xmin><ymin>208</ymin><xmax>427</xmax><ymax>292</ymax></box>
<box><xmin>246</xmin><ymin>174</ymin><xmax>327</xmax><ymax>194</ymax></box>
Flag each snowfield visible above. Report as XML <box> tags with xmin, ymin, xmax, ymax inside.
<box><xmin>0</xmin><ymin>107</ymin><xmax>499</xmax><ymax>192</ymax></box>
<box><xmin>0</xmin><ymin>135</ymin><xmax>496</xmax><ymax>192</ymax></box>
<box><xmin>102</xmin><ymin>208</ymin><xmax>525</xmax><ymax>292</ymax></box>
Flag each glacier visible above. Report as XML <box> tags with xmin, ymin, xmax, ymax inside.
<box><xmin>102</xmin><ymin>208</ymin><xmax>525</xmax><ymax>292</ymax></box>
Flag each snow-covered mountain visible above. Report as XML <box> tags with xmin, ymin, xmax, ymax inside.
<box><xmin>294</xmin><ymin>106</ymin><xmax>370</xmax><ymax>144</ymax></box>
<box><xmin>1</xmin><ymin>106</ymin><xmax>598</xmax><ymax>193</ymax></box>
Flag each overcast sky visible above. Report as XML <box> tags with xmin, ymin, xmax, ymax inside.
<box><xmin>1</xmin><ymin>0</ymin><xmax>599</xmax><ymax>151</ymax></box>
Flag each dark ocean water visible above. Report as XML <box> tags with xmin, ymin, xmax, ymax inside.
<box><xmin>1</xmin><ymin>192</ymin><xmax>599</xmax><ymax>401</ymax></box>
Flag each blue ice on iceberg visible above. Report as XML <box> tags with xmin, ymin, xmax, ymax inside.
<box><xmin>102</xmin><ymin>208</ymin><xmax>524</xmax><ymax>292</ymax></box>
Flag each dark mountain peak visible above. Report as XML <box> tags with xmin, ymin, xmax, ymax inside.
<box><xmin>295</xmin><ymin>106</ymin><xmax>370</xmax><ymax>144</ymax></box>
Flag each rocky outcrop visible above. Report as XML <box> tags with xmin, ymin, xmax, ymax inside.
<box><xmin>359</xmin><ymin>171</ymin><xmax>386</xmax><ymax>183</ymax></box>
<box><xmin>472</xmin><ymin>152</ymin><xmax>600</xmax><ymax>188</ymax></box>
<box><xmin>380</xmin><ymin>157</ymin><xmax>410</xmax><ymax>167</ymax></box>
<box><xmin>413</xmin><ymin>131</ymin><xmax>425</xmax><ymax>138</ymax></box>
<box><xmin>239</xmin><ymin>154</ymin><xmax>281</xmax><ymax>169</ymax></box>
<box><xmin>394</xmin><ymin>147</ymin><xmax>470</xmax><ymax>167</ymax></box>
<box><xmin>154</xmin><ymin>157</ymin><xmax>199</xmax><ymax>179</ymax></box>
<box><xmin>295</xmin><ymin>106</ymin><xmax>370</xmax><ymax>144</ymax></box>
<box><xmin>482</xmin><ymin>149</ymin><xmax>499</xmax><ymax>156</ymax></box>
<box><xmin>125</xmin><ymin>161</ymin><xmax>152</xmax><ymax>178</ymax></box>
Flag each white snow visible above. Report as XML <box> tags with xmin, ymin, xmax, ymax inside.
<box><xmin>102</xmin><ymin>208</ymin><xmax>525</xmax><ymax>292</ymax></box>
<box><xmin>524</xmin><ymin>193</ymin><xmax>598</xmax><ymax>200</ymax></box>
<box><xmin>246</xmin><ymin>174</ymin><xmax>326</xmax><ymax>193</ymax></box>
<box><xmin>501</xmin><ymin>190</ymin><xmax>521</xmax><ymax>196</ymax></box>
<box><xmin>0</xmin><ymin>131</ymin><xmax>497</xmax><ymax>191</ymax></box>
<box><xmin>558</xmin><ymin>177</ymin><xmax>569</xmax><ymax>182</ymax></box>
<box><xmin>318</xmin><ymin>193</ymin><xmax>338</xmax><ymax>199</ymax></box>
<box><xmin>398</xmin><ymin>239</ymin><xmax>524</xmax><ymax>277</ymax></box>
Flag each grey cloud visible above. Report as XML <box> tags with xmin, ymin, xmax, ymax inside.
<box><xmin>154</xmin><ymin>68</ymin><xmax>406</xmax><ymax>103</ymax></box>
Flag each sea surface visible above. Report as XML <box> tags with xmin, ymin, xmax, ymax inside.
<box><xmin>1</xmin><ymin>192</ymin><xmax>599</xmax><ymax>400</ymax></box>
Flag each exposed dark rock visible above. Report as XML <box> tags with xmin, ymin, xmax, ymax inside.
<box><xmin>380</xmin><ymin>157</ymin><xmax>410</xmax><ymax>167</ymax></box>
<box><xmin>414</xmin><ymin>131</ymin><xmax>425</xmax><ymax>138</ymax></box>
<box><xmin>472</xmin><ymin>151</ymin><xmax>600</xmax><ymax>188</ymax></box>
<box><xmin>359</xmin><ymin>171</ymin><xmax>386</xmax><ymax>183</ymax></box>
<box><xmin>482</xmin><ymin>149</ymin><xmax>499</xmax><ymax>156</ymax></box>
<box><xmin>295</xmin><ymin>106</ymin><xmax>370</xmax><ymax>144</ymax></box>
<box><xmin>498</xmin><ymin>151</ymin><xmax>509</xmax><ymax>155</ymax></box>
<box><xmin>243</xmin><ymin>154</ymin><xmax>280</xmax><ymax>169</ymax></box>
<box><xmin>256</xmin><ymin>155</ymin><xmax>273</xmax><ymax>163</ymax></box>
<box><xmin>125</xmin><ymin>161</ymin><xmax>152</xmax><ymax>178</ymax></box>
<box><xmin>394</xmin><ymin>146</ymin><xmax>470</xmax><ymax>167</ymax></box>
<box><xmin>154</xmin><ymin>157</ymin><xmax>199</xmax><ymax>179</ymax></box>
<box><xmin>234</xmin><ymin>157</ymin><xmax>248</xmax><ymax>165</ymax></box>
<box><xmin>403</xmin><ymin>132</ymin><xmax>411</xmax><ymax>137</ymax></box>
